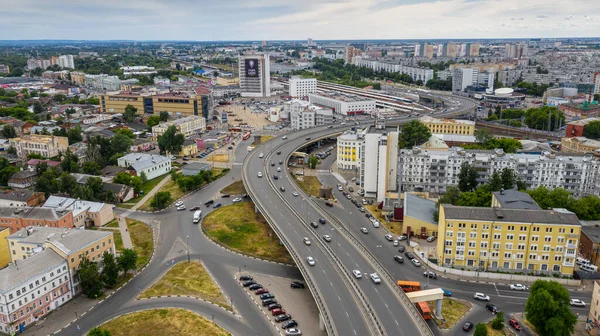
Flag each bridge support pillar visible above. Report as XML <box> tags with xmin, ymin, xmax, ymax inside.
<box><xmin>319</xmin><ymin>312</ymin><xmax>325</xmax><ymax>331</ymax></box>
<box><xmin>435</xmin><ymin>299</ymin><xmax>443</xmax><ymax>319</ymax></box>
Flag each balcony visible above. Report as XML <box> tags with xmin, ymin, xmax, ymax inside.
<box><xmin>566</xmin><ymin>243</ymin><xmax>577</xmax><ymax>249</ymax></box>
<box><xmin>455</xmin><ymin>255</ymin><xmax>465</xmax><ymax>260</ymax></box>
<box><xmin>563</xmin><ymin>261</ymin><xmax>575</xmax><ymax>267</ymax></box>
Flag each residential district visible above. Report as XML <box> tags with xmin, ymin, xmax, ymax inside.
<box><xmin>0</xmin><ymin>38</ymin><xmax>599</xmax><ymax>336</ymax></box>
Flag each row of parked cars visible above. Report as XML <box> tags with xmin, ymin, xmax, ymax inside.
<box><xmin>239</xmin><ymin>275</ymin><xmax>303</xmax><ymax>335</ymax></box>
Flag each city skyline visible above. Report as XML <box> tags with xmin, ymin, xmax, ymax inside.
<box><xmin>1</xmin><ymin>0</ymin><xmax>599</xmax><ymax>41</ymax></box>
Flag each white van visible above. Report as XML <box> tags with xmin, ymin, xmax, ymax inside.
<box><xmin>193</xmin><ymin>210</ymin><xmax>202</xmax><ymax>224</ymax></box>
<box><xmin>581</xmin><ymin>263</ymin><xmax>598</xmax><ymax>272</ymax></box>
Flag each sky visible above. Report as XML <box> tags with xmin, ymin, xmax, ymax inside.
<box><xmin>1</xmin><ymin>0</ymin><xmax>600</xmax><ymax>41</ymax></box>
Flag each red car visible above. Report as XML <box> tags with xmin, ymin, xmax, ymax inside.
<box><xmin>272</xmin><ymin>308</ymin><xmax>286</xmax><ymax>316</ymax></box>
<box><xmin>254</xmin><ymin>288</ymin><xmax>269</xmax><ymax>295</ymax></box>
<box><xmin>508</xmin><ymin>319</ymin><xmax>521</xmax><ymax>331</ymax></box>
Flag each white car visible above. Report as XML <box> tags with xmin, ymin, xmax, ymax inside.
<box><xmin>303</xmin><ymin>237</ymin><xmax>311</xmax><ymax>245</ymax></box>
<box><xmin>352</xmin><ymin>270</ymin><xmax>362</xmax><ymax>279</ymax></box>
<box><xmin>322</xmin><ymin>235</ymin><xmax>331</xmax><ymax>242</ymax></box>
<box><xmin>176</xmin><ymin>205</ymin><xmax>186</xmax><ymax>211</ymax></box>
<box><xmin>257</xmin><ymin>172</ymin><xmax>263</xmax><ymax>178</ymax></box>
<box><xmin>474</xmin><ymin>293</ymin><xmax>491</xmax><ymax>301</ymax></box>
<box><xmin>259</xmin><ymin>153</ymin><xmax>264</xmax><ymax>158</ymax></box>
<box><xmin>282</xmin><ymin>136</ymin><xmax>288</xmax><ymax>140</ymax></box>
<box><xmin>571</xmin><ymin>299</ymin><xmax>586</xmax><ymax>307</ymax></box>
<box><xmin>285</xmin><ymin>328</ymin><xmax>302</xmax><ymax>336</ymax></box>
<box><xmin>372</xmin><ymin>221</ymin><xmax>380</xmax><ymax>228</ymax></box>
<box><xmin>393</xmin><ymin>240</ymin><xmax>399</xmax><ymax>247</ymax></box>
<box><xmin>384</xmin><ymin>234</ymin><xmax>393</xmax><ymax>241</ymax></box>
<box><xmin>306</xmin><ymin>257</ymin><xmax>316</xmax><ymax>266</ymax></box>
<box><xmin>337</xmin><ymin>186</ymin><xmax>344</xmax><ymax>191</ymax></box>
<box><xmin>232</xmin><ymin>197</ymin><xmax>242</xmax><ymax>203</ymax></box>
<box><xmin>175</xmin><ymin>201</ymin><xmax>184</xmax><ymax>207</ymax></box>
<box><xmin>510</xmin><ymin>284</ymin><xmax>528</xmax><ymax>291</ymax></box>
<box><xmin>370</xmin><ymin>273</ymin><xmax>381</xmax><ymax>284</ymax></box>
<box><xmin>292</xmin><ymin>192</ymin><xmax>299</xmax><ymax>197</ymax></box>
<box><xmin>360</xmin><ymin>227</ymin><xmax>368</xmax><ymax>234</ymax></box>
<box><xmin>411</xmin><ymin>259</ymin><xmax>421</xmax><ymax>267</ymax></box>
<box><xmin>277</xmin><ymin>167</ymin><xmax>281</xmax><ymax>172</ymax></box>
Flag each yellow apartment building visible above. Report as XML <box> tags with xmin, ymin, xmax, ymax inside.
<box><xmin>419</xmin><ymin>116</ymin><xmax>475</xmax><ymax>135</ymax></box>
<box><xmin>0</xmin><ymin>227</ymin><xmax>10</xmax><ymax>268</ymax></box>
<box><xmin>7</xmin><ymin>226</ymin><xmax>115</xmax><ymax>294</ymax></box>
<box><xmin>9</xmin><ymin>135</ymin><xmax>69</xmax><ymax>159</ymax></box>
<box><xmin>152</xmin><ymin>115</ymin><xmax>206</xmax><ymax>141</ymax></box>
<box><xmin>560</xmin><ymin>137</ymin><xmax>600</xmax><ymax>154</ymax></box>
<box><xmin>336</xmin><ymin>130</ymin><xmax>364</xmax><ymax>170</ymax></box>
<box><xmin>438</xmin><ymin>204</ymin><xmax>580</xmax><ymax>276</ymax></box>
<box><xmin>100</xmin><ymin>91</ymin><xmax>212</xmax><ymax>119</ymax></box>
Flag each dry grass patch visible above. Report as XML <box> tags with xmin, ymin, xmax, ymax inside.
<box><xmin>293</xmin><ymin>175</ymin><xmax>322</xmax><ymax>198</ymax></box>
<box><xmin>427</xmin><ymin>298</ymin><xmax>470</xmax><ymax>329</ymax></box>
<box><xmin>139</xmin><ymin>261</ymin><xmax>230</xmax><ymax>310</ymax></box>
<box><xmin>98</xmin><ymin>308</ymin><xmax>231</xmax><ymax>336</ymax></box>
<box><xmin>364</xmin><ymin>204</ymin><xmax>403</xmax><ymax>236</ymax></box>
<box><xmin>208</xmin><ymin>154</ymin><xmax>230</xmax><ymax>163</ymax></box>
<box><xmin>203</xmin><ymin>202</ymin><xmax>293</xmax><ymax>264</ymax></box>
<box><xmin>260</xmin><ymin>135</ymin><xmax>274</xmax><ymax>143</ymax></box>
<box><xmin>220</xmin><ymin>180</ymin><xmax>246</xmax><ymax>195</ymax></box>
<box><xmin>126</xmin><ymin>219</ymin><xmax>153</xmax><ymax>270</ymax></box>
<box><xmin>104</xmin><ymin>219</ymin><xmax>119</xmax><ymax>228</ymax></box>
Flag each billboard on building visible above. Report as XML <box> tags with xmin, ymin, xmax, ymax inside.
<box><xmin>245</xmin><ymin>59</ymin><xmax>259</xmax><ymax>77</ymax></box>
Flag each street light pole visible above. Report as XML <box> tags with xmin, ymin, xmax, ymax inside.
<box><xmin>186</xmin><ymin>235</ymin><xmax>190</xmax><ymax>263</ymax></box>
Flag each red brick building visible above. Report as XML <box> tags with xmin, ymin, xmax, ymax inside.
<box><xmin>565</xmin><ymin>117</ymin><xmax>600</xmax><ymax>138</ymax></box>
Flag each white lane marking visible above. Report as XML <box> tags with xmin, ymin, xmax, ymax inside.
<box><xmin>346</xmin><ymin>312</ymin><xmax>350</xmax><ymax>317</ymax></box>
<box><xmin>395</xmin><ymin>320</ymin><xmax>399</xmax><ymax>326</ymax></box>
<box><xmin>338</xmin><ymin>296</ymin><xmax>342</xmax><ymax>301</ymax></box>
<box><xmin>330</xmin><ymin>281</ymin><xmax>334</xmax><ymax>287</ymax></box>
<box><xmin>353</xmin><ymin>330</ymin><xmax>357</xmax><ymax>335</ymax></box>
<box><xmin>384</xmin><ymin>303</ymin><xmax>389</xmax><ymax>309</ymax></box>
<box><xmin>493</xmin><ymin>283</ymin><xmax>500</xmax><ymax>296</ymax></box>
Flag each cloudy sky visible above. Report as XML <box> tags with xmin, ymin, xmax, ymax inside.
<box><xmin>1</xmin><ymin>0</ymin><xmax>599</xmax><ymax>40</ymax></box>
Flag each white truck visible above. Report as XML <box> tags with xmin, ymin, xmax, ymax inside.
<box><xmin>193</xmin><ymin>210</ymin><xmax>202</xmax><ymax>224</ymax></box>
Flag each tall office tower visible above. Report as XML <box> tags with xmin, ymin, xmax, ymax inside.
<box><xmin>239</xmin><ymin>53</ymin><xmax>271</xmax><ymax>97</ymax></box>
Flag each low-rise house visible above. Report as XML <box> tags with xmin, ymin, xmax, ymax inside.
<box><xmin>8</xmin><ymin>171</ymin><xmax>39</xmax><ymax>189</ymax></box>
<box><xmin>99</xmin><ymin>166</ymin><xmax>127</xmax><ymax>180</ymax></box>
<box><xmin>0</xmin><ymin>190</ymin><xmax>45</xmax><ymax>207</ymax></box>
<box><xmin>182</xmin><ymin>162</ymin><xmax>211</xmax><ymax>176</ymax></box>
<box><xmin>26</xmin><ymin>159</ymin><xmax>61</xmax><ymax>172</ymax></box>
<box><xmin>179</xmin><ymin>139</ymin><xmax>198</xmax><ymax>157</ymax></box>
<box><xmin>0</xmin><ymin>207</ymin><xmax>75</xmax><ymax>233</ymax></box>
<box><xmin>103</xmin><ymin>183</ymin><xmax>134</xmax><ymax>203</ymax></box>
<box><xmin>402</xmin><ymin>193</ymin><xmax>438</xmax><ymax>238</ymax></box>
<box><xmin>42</xmin><ymin>196</ymin><xmax>114</xmax><ymax>227</ymax></box>
<box><xmin>117</xmin><ymin>153</ymin><xmax>171</xmax><ymax>180</ymax></box>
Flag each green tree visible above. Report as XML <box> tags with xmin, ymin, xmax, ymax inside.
<box><xmin>594</xmin><ymin>93</ymin><xmax>600</xmax><ymax>102</ymax></box>
<box><xmin>147</xmin><ymin>115</ymin><xmax>160</xmax><ymax>128</ymax></box>
<box><xmin>157</xmin><ymin>125</ymin><xmax>185</xmax><ymax>155</ymax></box>
<box><xmin>78</xmin><ymin>258</ymin><xmax>103</xmax><ymax>299</ymax></box>
<box><xmin>516</xmin><ymin>179</ymin><xmax>527</xmax><ymax>191</ymax></box>
<box><xmin>458</xmin><ymin>162</ymin><xmax>478</xmax><ymax>192</ymax></box>
<box><xmin>487</xmin><ymin>171</ymin><xmax>503</xmax><ymax>191</ymax></box>
<box><xmin>67</xmin><ymin>125</ymin><xmax>83</xmax><ymax>144</ymax></box>
<box><xmin>439</xmin><ymin>186</ymin><xmax>460</xmax><ymax>205</ymax></box>
<box><xmin>309</xmin><ymin>155</ymin><xmax>319</xmax><ymax>169</ymax></box>
<box><xmin>500</xmin><ymin>168</ymin><xmax>516</xmax><ymax>190</ymax></box>
<box><xmin>101</xmin><ymin>252</ymin><xmax>119</xmax><ymax>288</ymax></box>
<box><xmin>33</xmin><ymin>101</ymin><xmax>45</xmax><ymax>114</ymax></box>
<box><xmin>88</xmin><ymin>327</ymin><xmax>111</xmax><ymax>336</ymax></box>
<box><xmin>118</xmin><ymin>248</ymin><xmax>138</xmax><ymax>274</ymax></box>
<box><xmin>491</xmin><ymin>312</ymin><xmax>504</xmax><ymax>329</ymax></box>
<box><xmin>7</xmin><ymin>146</ymin><xmax>16</xmax><ymax>155</ymax></box>
<box><xmin>399</xmin><ymin>120</ymin><xmax>431</xmax><ymax>148</ymax></box>
<box><xmin>524</xmin><ymin>106</ymin><xmax>565</xmax><ymax>131</ymax></box>
<box><xmin>59</xmin><ymin>172</ymin><xmax>78</xmax><ymax>195</ymax></box>
<box><xmin>525</xmin><ymin>280</ymin><xmax>577</xmax><ymax>336</ymax></box>
<box><xmin>527</xmin><ymin>186</ymin><xmax>572</xmax><ymax>210</ymax></box>
<box><xmin>456</xmin><ymin>187</ymin><xmax>492</xmax><ymax>207</ymax></box>
<box><xmin>150</xmin><ymin>191</ymin><xmax>172</xmax><ymax>210</ymax></box>
<box><xmin>111</xmin><ymin>133</ymin><xmax>133</xmax><ymax>154</ymax></box>
<box><xmin>473</xmin><ymin>323</ymin><xmax>488</xmax><ymax>336</ymax></box>
<box><xmin>474</xmin><ymin>128</ymin><xmax>493</xmax><ymax>144</ymax></box>
<box><xmin>140</xmin><ymin>171</ymin><xmax>148</xmax><ymax>183</ymax></box>
<box><xmin>86</xmin><ymin>97</ymin><xmax>100</xmax><ymax>105</ymax></box>
<box><xmin>372</xmin><ymin>82</ymin><xmax>381</xmax><ymax>90</ymax></box>
<box><xmin>113</xmin><ymin>172</ymin><xmax>133</xmax><ymax>185</ymax></box>
<box><xmin>60</xmin><ymin>149</ymin><xmax>79</xmax><ymax>173</ymax></box>
<box><xmin>35</xmin><ymin>169</ymin><xmax>61</xmax><ymax>197</ymax></box>
<box><xmin>159</xmin><ymin>111</ymin><xmax>169</xmax><ymax>122</ymax></box>
<box><xmin>123</xmin><ymin>104</ymin><xmax>138</xmax><ymax>123</ymax></box>
<box><xmin>583</xmin><ymin>120</ymin><xmax>600</xmax><ymax>139</ymax></box>
<box><xmin>114</xmin><ymin>128</ymin><xmax>136</xmax><ymax>139</ymax></box>
<box><xmin>1</xmin><ymin>125</ymin><xmax>16</xmax><ymax>139</ymax></box>
<box><xmin>83</xmin><ymin>161</ymin><xmax>101</xmax><ymax>175</ymax></box>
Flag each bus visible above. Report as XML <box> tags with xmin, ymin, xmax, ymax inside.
<box><xmin>193</xmin><ymin>211</ymin><xmax>202</xmax><ymax>224</ymax></box>
<box><xmin>397</xmin><ymin>280</ymin><xmax>421</xmax><ymax>293</ymax></box>
<box><xmin>229</xmin><ymin>127</ymin><xmax>243</xmax><ymax>133</ymax></box>
<box><xmin>242</xmin><ymin>131</ymin><xmax>252</xmax><ymax>140</ymax></box>
<box><xmin>415</xmin><ymin>302</ymin><xmax>432</xmax><ymax>320</ymax></box>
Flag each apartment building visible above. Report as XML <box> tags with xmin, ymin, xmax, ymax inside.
<box><xmin>238</xmin><ymin>54</ymin><xmax>271</xmax><ymax>97</ymax></box>
<box><xmin>0</xmin><ymin>249</ymin><xmax>70</xmax><ymax>334</ymax></box>
<box><xmin>308</xmin><ymin>92</ymin><xmax>376</xmax><ymax>116</ymax></box>
<box><xmin>560</xmin><ymin>137</ymin><xmax>600</xmax><ymax>154</ymax></box>
<box><xmin>354</xmin><ymin>57</ymin><xmax>434</xmax><ymax>83</ymax></box>
<box><xmin>361</xmin><ymin>122</ymin><xmax>399</xmax><ymax>202</ymax></box>
<box><xmin>287</xmin><ymin>100</ymin><xmax>334</xmax><ymax>130</ymax></box>
<box><xmin>8</xmin><ymin>226</ymin><xmax>115</xmax><ymax>295</ymax></box>
<box><xmin>419</xmin><ymin>116</ymin><xmax>475</xmax><ymax>135</ymax></box>
<box><xmin>397</xmin><ymin>147</ymin><xmax>600</xmax><ymax>197</ymax></box>
<box><xmin>9</xmin><ymin>135</ymin><xmax>69</xmax><ymax>159</ymax></box>
<box><xmin>594</xmin><ymin>72</ymin><xmax>600</xmax><ymax>96</ymax></box>
<box><xmin>505</xmin><ymin>42</ymin><xmax>528</xmax><ymax>59</ymax></box>
<box><xmin>288</xmin><ymin>76</ymin><xmax>317</xmax><ymax>98</ymax></box>
<box><xmin>588</xmin><ymin>280</ymin><xmax>600</xmax><ymax>331</ymax></box>
<box><xmin>117</xmin><ymin>153</ymin><xmax>171</xmax><ymax>180</ymax></box>
<box><xmin>0</xmin><ymin>207</ymin><xmax>75</xmax><ymax>233</ymax></box>
<box><xmin>437</xmin><ymin>204</ymin><xmax>580</xmax><ymax>276</ymax></box>
<box><xmin>336</xmin><ymin>130</ymin><xmax>365</xmax><ymax>170</ymax></box>
<box><xmin>100</xmin><ymin>91</ymin><xmax>212</xmax><ymax>118</ymax></box>
<box><xmin>452</xmin><ymin>68</ymin><xmax>495</xmax><ymax>93</ymax></box>
<box><xmin>42</xmin><ymin>196</ymin><xmax>114</xmax><ymax>227</ymax></box>
<box><xmin>0</xmin><ymin>227</ymin><xmax>10</xmax><ymax>269</ymax></box>
<box><xmin>152</xmin><ymin>115</ymin><xmax>206</xmax><ymax>141</ymax></box>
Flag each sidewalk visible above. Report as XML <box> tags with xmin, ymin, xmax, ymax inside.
<box><xmin>25</xmin><ymin>295</ymin><xmax>99</xmax><ymax>336</ymax></box>
<box><xmin>131</xmin><ymin>175</ymin><xmax>172</xmax><ymax>211</ymax></box>
<box><xmin>117</xmin><ymin>216</ymin><xmax>134</xmax><ymax>249</ymax></box>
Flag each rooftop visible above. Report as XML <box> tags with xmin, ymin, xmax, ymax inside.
<box><xmin>309</xmin><ymin>91</ymin><xmax>376</xmax><ymax>103</ymax></box>
<box><xmin>118</xmin><ymin>153</ymin><xmax>170</xmax><ymax>172</ymax></box>
<box><xmin>8</xmin><ymin>226</ymin><xmax>112</xmax><ymax>255</ymax></box>
<box><xmin>419</xmin><ymin>116</ymin><xmax>475</xmax><ymax>125</ymax></box>
<box><xmin>0</xmin><ymin>190</ymin><xmax>42</xmax><ymax>203</ymax></box>
<box><xmin>567</xmin><ymin>118</ymin><xmax>600</xmax><ymax>126</ymax></box>
<box><xmin>0</xmin><ymin>249</ymin><xmax>65</xmax><ymax>293</ymax></box>
<box><xmin>442</xmin><ymin>205</ymin><xmax>580</xmax><ymax>226</ymax></box>
<box><xmin>404</xmin><ymin>193</ymin><xmax>437</xmax><ymax>225</ymax></box>
<box><xmin>492</xmin><ymin>189</ymin><xmax>542</xmax><ymax>210</ymax></box>
<box><xmin>11</xmin><ymin>134</ymin><xmax>63</xmax><ymax>143</ymax></box>
<box><xmin>43</xmin><ymin>196</ymin><xmax>107</xmax><ymax>217</ymax></box>
<box><xmin>581</xmin><ymin>223</ymin><xmax>600</xmax><ymax>244</ymax></box>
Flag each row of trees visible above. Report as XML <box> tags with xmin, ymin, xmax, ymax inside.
<box><xmin>398</xmin><ymin>120</ymin><xmax>432</xmax><ymax>148</ymax></box>
<box><xmin>486</xmin><ymin>106</ymin><xmax>565</xmax><ymax>132</ymax></box>
<box><xmin>79</xmin><ymin>249</ymin><xmax>137</xmax><ymax>299</ymax></box>
<box><xmin>463</xmin><ymin>129</ymin><xmax>523</xmax><ymax>153</ymax></box>
<box><xmin>35</xmin><ymin>164</ymin><xmax>116</xmax><ymax>202</ymax></box>
<box><xmin>527</xmin><ymin>186</ymin><xmax>600</xmax><ymax>220</ymax></box>
<box><xmin>516</xmin><ymin>81</ymin><xmax>553</xmax><ymax>97</ymax></box>
<box><xmin>147</xmin><ymin>111</ymin><xmax>169</xmax><ymax>128</ymax></box>
<box><xmin>583</xmin><ymin>120</ymin><xmax>600</xmax><ymax>139</ymax></box>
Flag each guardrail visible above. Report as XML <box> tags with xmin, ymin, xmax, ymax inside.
<box><xmin>263</xmin><ymin>150</ymin><xmax>386</xmax><ymax>336</ymax></box>
<box><xmin>242</xmin><ymin>153</ymin><xmax>337</xmax><ymax>336</ymax></box>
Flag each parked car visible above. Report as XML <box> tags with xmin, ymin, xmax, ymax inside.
<box><xmin>394</xmin><ymin>255</ymin><xmax>404</xmax><ymax>263</ymax></box>
<box><xmin>405</xmin><ymin>252</ymin><xmax>415</xmax><ymax>259</ymax></box>
<box><xmin>268</xmin><ymin>303</ymin><xmax>282</xmax><ymax>311</ymax></box>
<box><xmin>384</xmin><ymin>234</ymin><xmax>393</xmax><ymax>241</ymax></box>
<box><xmin>272</xmin><ymin>308</ymin><xmax>286</xmax><ymax>316</ymax></box>
<box><xmin>282</xmin><ymin>320</ymin><xmax>298</xmax><ymax>329</ymax></box>
<box><xmin>510</xmin><ymin>284</ymin><xmax>529</xmax><ymax>291</ymax></box>
<box><xmin>571</xmin><ymin>299</ymin><xmax>586</xmax><ymax>307</ymax></box>
<box><xmin>290</xmin><ymin>282</ymin><xmax>305</xmax><ymax>289</ymax></box>
<box><xmin>325</xmin><ymin>201</ymin><xmax>333</xmax><ymax>207</ymax></box>
<box><xmin>486</xmin><ymin>304</ymin><xmax>500</xmax><ymax>313</ymax></box>
<box><xmin>411</xmin><ymin>259</ymin><xmax>421</xmax><ymax>267</ymax></box>
<box><xmin>232</xmin><ymin>197</ymin><xmax>242</xmax><ymax>203</ymax></box>
<box><xmin>242</xmin><ymin>280</ymin><xmax>256</xmax><ymax>287</ymax></box>
<box><xmin>423</xmin><ymin>271</ymin><xmax>437</xmax><ymax>279</ymax></box>
<box><xmin>462</xmin><ymin>322</ymin><xmax>474</xmax><ymax>331</ymax></box>
<box><xmin>426</xmin><ymin>236</ymin><xmax>436</xmax><ymax>242</ymax></box>
<box><xmin>239</xmin><ymin>275</ymin><xmax>253</xmax><ymax>281</ymax></box>
<box><xmin>254</xmin><ymin>288</ymin><xmax>269</xmax><ymax>295</ymax></box>
<box><xmin>398</xmin><ymin>246</ymin><xmax>406</xmax><ymax>253</ymax></box>
<box><xmin>393</xmin><ymin>240</ymin><xmax>399</xmax><ymax>247</ymax></box>
<box><xmin>176</xmin><ymin>205</ymin><xmax>186</xmax><ymax>211</ymax></box>
<box><xmin>474</xmin><ymin>293</ymin><xmax>491</xmax><ymax>301</ymax></box>
<box><xmin>398</xmin><ymin>235</ymin><xmax>408</xmax><ymax>241</ymax></box>
<box><xmin>260</xmin><ymin>293</ymin><xmax>275</xmax><ymax>300</ymax></box>
<box><xmin>248</xmin><ymin>284</ymin><xmax>263</xmax><ymax>290</ymax></box>
<box><xmin>508</xmin><ymin>319</ymin><xmax>521</xmax><ymax>331</ymax></box>
<box><xmin>175</xmin><ymin>201</ymin><xmax>184</xmax><ymax>207</ymax></box>
<box><xmin>262</xmin><ymin>298</ymin><xmax>277</xmax><ymax>306</ymax></box>
<box><xmin>275</xmin><ymin>314</ymin><xmax>291</xmax><ymax>322</ymax></box>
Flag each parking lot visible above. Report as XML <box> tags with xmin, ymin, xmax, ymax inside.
<box><xmin>238</xmin><ymin>272</ymin><xmax>326</xmax><ymax>336</ymax></box>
